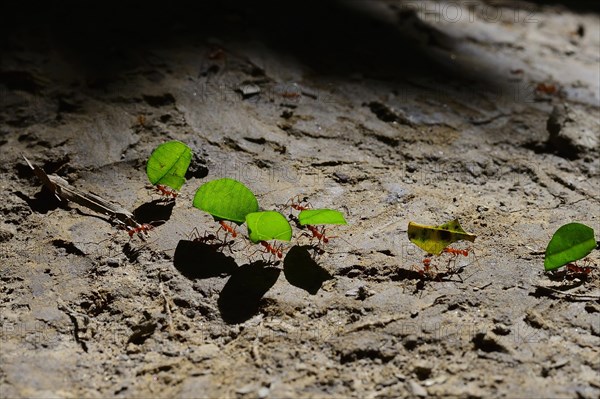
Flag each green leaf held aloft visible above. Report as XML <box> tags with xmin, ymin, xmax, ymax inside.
<box><xmin>408</xmin><ymin>219</ymin><xmax>476</xmax><ymax>256</ymax></box>
<box><xmin>193</xmin><ymin>178</ymin><xmax>258</xmax><ymax>224</ymax></box>
<box><xmin>146</xmin><ymin>140</ymin><xmax>192</xmax><ymax>191</ymax></box>
<box><xmin>544</xmin><ymin>223</ymin><xmax>596</xmax><ymax>271</ymax></box>
<box><xmin>298</xmin><ymin>209</ymin><xmax>347</xmax><ymax>226</ymax></box>
<box><xmin>246</xmin><ymin>211</ymin><xmax>292</xmax><ymax>243</ymax></box>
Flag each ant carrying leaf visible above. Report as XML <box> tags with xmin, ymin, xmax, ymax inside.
<box><xmin>407</xmin><ymin>219</ymin><xmax>476</xmax><ymax>256</ymax></box>
<box><xmin>146</xmin><ymin>141</ymin><xmax>192</xmax><ymax>198</ymax></box>
<box><xmin>245</xmin><ymin>211</ymin><xmax>292</xmax><ymax>262</ymax></box>
<box><xmin>544</xmin><ymin>222</ymin><xmax>596</xmax><ymax>271</ymax></box>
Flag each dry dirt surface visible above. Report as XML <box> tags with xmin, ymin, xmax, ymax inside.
<box><xmin>1</xmin><ymin>1</ymin><xmax>599</xmax><ymax>398</ymax></box>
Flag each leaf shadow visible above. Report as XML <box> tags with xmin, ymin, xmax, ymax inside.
<box><xmin>173</xmin><ymin>240</ymin><xmax>238</xmax><ymax>279</ymax></box>
<box><xmin>133</xmin><ymin>199</ymin><xmax>175</xmax><ymax>224</ymax></box>
<box><xmin>218</xmin><ymin>261</ymin><xmax>280</xmax><ymax>324</ymax></box>
<box><xmin>283</xmin><ymin>245</ymin><xmax>333</xmax><ymax>295</ymax></box>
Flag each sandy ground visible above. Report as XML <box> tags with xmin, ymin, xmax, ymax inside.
<box><xmin>1</xmin><ymin>1</ymin><xmax>599</xmax><ymax>398</ymax></box>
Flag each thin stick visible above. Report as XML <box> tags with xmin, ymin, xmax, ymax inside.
<box><xmin>23</xmin><ymin>155</ymin><xmax>140</xmax><ymax>228</ymax></box>
<box><xmin>532</xmin><ymin>284</ymin><xmax>600</xmax><ymax>300</ymax></box>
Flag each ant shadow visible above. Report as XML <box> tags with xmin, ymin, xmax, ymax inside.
<box><xmin>217</xmin><ymin>261</ymin><xmax>281</xmax><ymax>324</ymax></box>
<box><xmin>283</xmin><ymin>245</ymin><xmax>333</xmax><ymax>295</ymax></box>
<box><xmin>173</xmin><ymin>240</ymin><xmax>238</xmax><ymax>278</ymax></box>
<box><xmin>133</xmin><ymin>199</ymin><xmax>175</xmax><ymax>224</ymax></box>
<box><xmin>394</xmin><ymin>266</ymin><xmax>467</xmax><ymax>294</ymax></box>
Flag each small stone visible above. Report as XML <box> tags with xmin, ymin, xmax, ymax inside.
<box><xmin>407</xmin><ymin>380</ymin><xmax>428</xmax><ymax>397</ymax></box>
<box><xmin>524</xmin><ymin>309</ymin><xmax>548</xmax><ymax>329</ymax></box>
<box><xmin>492</xmin><ymin>324</ymin><xmax>511</xmax><ymax>336</ymax></box>
<box><xmin>333</xmin><ymin>172</ymin><xmax>352</xmax><ymax>184</ymax></box>
<box><xmin>106</xmin><ymin>258</ymin><xmax>120</xmax><ymax>267</ymax></box>
<box><xmin>403</xmin><ymin>335</ymin><xmax>419</xmax><ymax>350</ymax></box>
<box><xmin>0</xmin><ymin>229</ymin><xmax>14</xmax><ymax>243</ymax></box>
<box><xmin>547</xmin><ymin>104</ymin><xmax>599</xmax><ymax>159</ymax></box>
<box><xmin>237</xmin><ymin>83</ymin><xmax>261</xmax><ymax>99</ymax></box>
<box><xmin>472</xmin><ymin>331</ymin><xmax>509</xmax><ymax>353</ymax></box>
<box><xmin>257</xmin><ymin>387</ymin><xmax>270</xmax><ymax>398</ymax></box>
<box><xmin>236</xmin><ymin>384</ymin><xmax>256</xmax><ymax>394</ymax></box>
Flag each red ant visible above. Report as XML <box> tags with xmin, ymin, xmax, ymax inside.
<box><xmin>259</xmin><ymin>241</ymin><xmax>284</xmax><ymax>259</ymax></box>
<box><xmin>443</xmin><ymin>247</ymin><xmax>470</xmax><ymax>257</ymax></box>
<box><xmin>286</xmin><ymin>195</ymin><xmax>312</xmax><ymax>211</ymax></box>
<box><xmin>535</xmin><ymin>83</ymin><xmax>557</xmax><ymax>95</ymax></box>
<box><xmin>306</xmin><ymin>225</ymin><xmax>336</xmax><ymax>245</ymax></box>
<box><xmin>562</xmin><ymin>258</ymin><xmax>596</xmax><ymax>280</ymax></box>
<box><xmin>413</xmin><ymin>248</ymin><xmax>472</xmax><ymax>282</ymax></box>
<box><xmin>189</xmin><ymin>228</ymin><xmax>235</xmax><ymax>253</ymax></box>
<box><xmin>126</xmin><ymin>223</ymin><xmax>153</xmax><ymax>238</ymax></box>
<box><xmin>281</xmin><ymin>91</ymin><xmax>301</xmax><ymax>99</ymax></box>
<box><xmin>413</xmin><ymin>257</ymin><xmax>438</xmax><ymax>279</ymax></box>
<box><xmin>217</xmin><ymin>220</ymin><xmax>238</xmax><ymax>238</ymax></box>
<box><xmin>155</xmin><ymin>184</ymin><xmax>178</xmax><ymax>199</ymax></box>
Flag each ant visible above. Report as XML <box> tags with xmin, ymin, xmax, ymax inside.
<box><xmin>155</xmin><ymin>184</ymin><xmax>178</xmax><ymax>199</ymax></box>
<box><xmin>413</xmin><ymin>248</ymin><xmax>473</xmax><ymax>282</ymax></box>
<box><xmin>217</xmin><ymin>220</ymin><xmax>238</xmax><ymax>239</ymax></box>
<box><xmin>535</xmin><ymin>83</ymin><xmax>557</xmax><ymax>95</ymax></box>
<box><xmin>125</xmin><ymin>223</ymin><xmax>153</xmax><ymax>238</ymax></box>
<box><xmin>259</xmin><ymin>241</ymin><xmax>284</xmax><ymax>259</ymax></box>
<box><xmin>443</xmin><ymin>247</ymin><xmax>470</xmax><ymax>257</ymax></box>
<box><xmin>305</xmin><ymin>225</ymin><xmax>336</xmax><ymax>245</ymax></box>
<box><xmin>286</xmin><ymin>195</ymin><xmax>312</xmax><ymax>212</ymax></box>
<box><xmin>562</xmin><ymin>258</ymin><xmax>596</xmax><ymax>280</ymax></box>
<box><xmin>288</xmin><ymin>213</ymin><xmax>303</xmax><ymax>229</ymax></box>
<box><xmin>189</xmin><ymin>228</ymin><xmax>235</xmax><ymax>253</ymax></box>
<box><xmin>412</xmin><ymin>256</ymin><xmax>439</xmax><ymax>279</ymax></box>
<box><xmin>281</xmin><ymin>91</ymin><xmax>301</xmax><ymax>99</ymax></box>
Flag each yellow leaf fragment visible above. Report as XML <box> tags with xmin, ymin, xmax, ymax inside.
<box><xmin>407</xmin><ymin>219</ymin><xmax>476</xmax><ymax>255</ymax></box>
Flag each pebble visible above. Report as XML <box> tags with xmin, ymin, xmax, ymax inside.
<box><xmin>0</xmin><ymin>229</ymin><xmax>14</xmax><ymax>243</ymax></box>
<box><xmin>402</xmin><ymin>335</ymin><xmax>418</xmax><ymax>350</ymax></box>
<box><xmin>333</xmin><ymin>172</ymin><xmax>352</xmax><ymax>184</ymax></box>
<box><xmin>235</xmin><ymin>384</ymin><xmax>256</xmax><ymax>394</ymax></box>
<box><xmin>238</xmin><ymin>83</ymin><xmax>261</xmax><ymax>99</ymax></box>
<box><xmin>407</xmin><ymin>380</ymin><xmax>428</xmax><ymax>397</ymax></box>
<box><xmin>257</xmin><ymin>387</ymin><xmax>270</xmax><ymax>398</ymax></box>
<box><xmin>492</xmin><ymin>323</ymin><xmax>511</xmax><ymax>336</ymax></box>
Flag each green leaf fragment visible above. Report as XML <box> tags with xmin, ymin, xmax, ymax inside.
<box><xmin>193</xmin><ymin>178</ymin><xmax>258</xmax><ymax>224</ymax></box>
<box><xmin>146</xmin><ymin>140</ymin><xmax>192</xmax><ymax>191</ymax></box>
<box><xmin>544</xmin><ymin>223</ymin><xmax>596</xmax><ymax>271</ymax></box>
<box><xmin>298</xmin><ymin>209</ymin><xmax>347</xmax><ymax>226</ymax></box>
<box><xmin>245</xmin><ymin>211</ymin><xmax>292</xmax><ymax>243</ymax></box>
<box><xmin>408</xmin><ymin>219</ymin><xmax>476</xmax><ymax>256</ymax></box>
